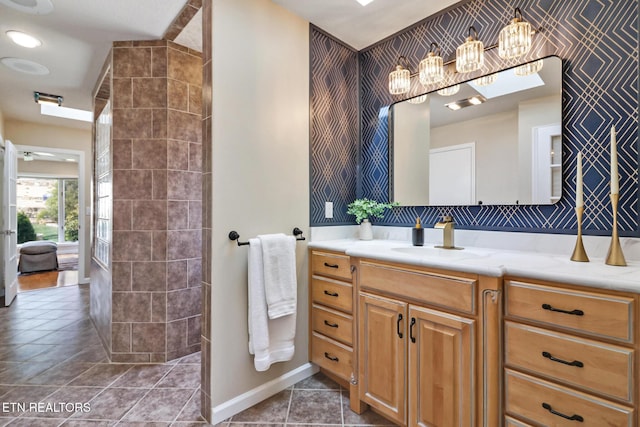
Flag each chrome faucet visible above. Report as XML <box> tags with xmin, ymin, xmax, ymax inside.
<box><xmin>434</xmin><ymin>215</ymin><xmax>456</xmax><ymax>249</ymax></box>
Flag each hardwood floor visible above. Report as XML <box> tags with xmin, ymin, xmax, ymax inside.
<box><xmin>17</xmin><ymin>270</ymin><xmax>79</xmax><ymax>292</ymax></box>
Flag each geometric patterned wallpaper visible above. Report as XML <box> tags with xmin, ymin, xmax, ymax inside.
<box><xmin>310</xmin><ymin>26</ymin><xmax>360</xmax><ymax>225</ymax></box>
<box><xmin>312</xmin><ymin>0</ymin><xmax>639</xmax><ymax>236</ymax></box>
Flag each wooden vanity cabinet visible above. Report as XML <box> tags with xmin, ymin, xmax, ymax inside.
<box><xmin>356</xmin><ymin>258</ymin><xmax>501</xmax><ymax>427</ymax></box>
<box><xmin>504</xmin><ymin>278</ymin><xmax>639</xmax><ymax>426</ymax></box>
<box><xmin>308</xmin><ymin>249</ymin><xmax>361</xmax><ymax>410</ymax></box>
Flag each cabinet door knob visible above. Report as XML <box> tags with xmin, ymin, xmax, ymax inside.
<box><xmin>542</xmin><ymin>402</ymin><xmax>584</xmax><ymax>422</ymax></box>
<box><xmin>324</xmin><ymin>352</ymin><xmax>339</xmax><ymax>362</ymax></box>
<box><xmin>323</xmin><ymin>290</ymin><xmax>339</xmax><ymax>297</ymax></box>
<box><xmin>324</xmin><ymin>320</ymin><xmax>339</xmax><ymax>328</ymax></box>
<box><xmin>542</xmin><ymin>351</ymin><xmax>584</xmax><ymax>368</ymax></box>
<box><xmin>409</xmin><ymin>317</ymin><xmax>416</xmax><ymax>343</ymax></box>
<box><xmin>541</xmin><ymin>303</ymin><xmax>584</xmax><ymax>316</ymax></box>
<box><xmin>397</xmin><ymin>313</ymin><xmax>403</xmax><ymax>338</ymax></box>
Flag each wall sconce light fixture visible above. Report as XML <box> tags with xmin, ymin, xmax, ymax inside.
<box><xmin>514</xmin><ymin>59</ymin><xmax>543</xmax><ymax>76</ymax></box>
<box><xmin>499</xmin><ymin>7</ymin><xmax>532</xmax><ymax>59</ymax></box>
<box><xmin>34</xmin><ymin>91</ymin><xmax>63</xmax><ymax>106</ymax></box>
<box><xmin>456</xmin><ymin>26</ymin><xmax>484</xmax><ymax>73</ymax></box>
<box><xmin>419</xmin><ymin>42</ymin><xmax>444</xmax><ymax>85</ymax></box>
<box><xmin>388</xmin><ymin>56</ymin><xmax>412</xmax><ymax>95</ymax></box>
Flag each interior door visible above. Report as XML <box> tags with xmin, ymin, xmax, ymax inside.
<box><xmin>429</xmin><ymin>142</ymin><xmax>476</xmax><ymax>205</ymax></box>
<box><xmin>3</xmin><ymin>140</ymin><xmax>18</xmax><ymax>306</ymax></box>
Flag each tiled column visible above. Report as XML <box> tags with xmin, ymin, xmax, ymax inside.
<box><xmin>108</xmin><ymin>40</ymin><xmax>202</xmax><ymax>363</ymax></box>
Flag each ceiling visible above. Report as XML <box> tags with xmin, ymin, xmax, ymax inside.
<box><xmin>0</xmin><ymin>0</ymin><xmax>460</xmax><ymax>131</ymax></box>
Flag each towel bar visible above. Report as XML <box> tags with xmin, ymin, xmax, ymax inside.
<box><xmin>228</xmin><ymin>227</ymin><xmax>306</xmax><ymax>246</ymax></box>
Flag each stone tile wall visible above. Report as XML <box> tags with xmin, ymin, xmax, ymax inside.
<box><xmin>102</xmin><ymin>39</ymin><xmax>202</xmax><ymax>363</ymax></box>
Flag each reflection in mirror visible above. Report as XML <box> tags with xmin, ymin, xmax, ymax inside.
<box><xmin>390</xmin><ymin>56</ymin><xmax>562</xmax><ymax>206</ymax></box>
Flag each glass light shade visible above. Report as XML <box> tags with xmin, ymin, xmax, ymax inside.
<box><xmin>389</xmin><ymin>65</ymin><xmax>410</xmax><ymax>95</ymax></box>
<box><xmin>407</xmin><ymin>94</ymin><xmax>428</xmax><ymax>104</ymax></box>
<box><xmin>419</xmin><ymin>53</ymin><xmax>444</xmax><ymax>85</ymax></box>
<box><xmin>473</xmin><ymin>74</ymin><xmax>497</xmax><ymax>86</ymax></box>
<box><xmin>499</xmin><ymin>17</ymin><xmax>532</xmax><ymax>59</ymax></box>
<box><xmin>514</xmin><ymin>59</ymin><xmax>543</xmax><ymax>76</ymax></box>
<box><xmin>456</xmin><ymin>37</ymin><xmax>484</xmax><ymax>73</ymax></box>
<box><xmin>437</xmin><ymin>84</ymin><xmax>460</xmax><ymax>97</ymax></box>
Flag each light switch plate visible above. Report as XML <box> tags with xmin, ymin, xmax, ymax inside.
<box><xmin>325</xmin><ymin>202</ymin><xmax>333</xmax><ymax>219</ymax></box>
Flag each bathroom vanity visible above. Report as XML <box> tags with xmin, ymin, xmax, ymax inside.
<box><xmin>308</xmin><ymin>239</ymin><xmax>640</xmax><ymax>427</ymax></box>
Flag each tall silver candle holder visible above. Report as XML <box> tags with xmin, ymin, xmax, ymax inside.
<box><xmin>570</xmin><ymin>206</ymin><xmax>589</xmax><ymax>262</ymax></box>
<box><xmin>605</xmin><ymin>193</ymin><xmax>626</xmax><ymax>266</ymax></box>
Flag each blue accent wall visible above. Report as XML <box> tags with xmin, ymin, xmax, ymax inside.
<box><xmin>311</xmin><ymin>1</ymin><xmax>639</xmax><ymax>236</ymax></box>
<box><xmin>309</xmin><ymin>26</ymin><xmax>360</xmax><ymax>225</ymax></box>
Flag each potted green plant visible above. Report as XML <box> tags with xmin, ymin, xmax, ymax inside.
<box><xmin>347</xmin><ymin>198</ymin><xmax>398</xmax><ymax>240</ymax></box>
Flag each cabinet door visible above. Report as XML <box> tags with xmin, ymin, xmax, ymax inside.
<box><xmin>359</xmin><ymin>292</ymin><xmax>407</xmax><ymax>425</ymax></box>
<box><xmin>409</xmin><ymin>306</ymin><xmax>475</xmax><ymax>427</ymax></box>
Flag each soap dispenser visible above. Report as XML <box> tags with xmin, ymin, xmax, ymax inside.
<box><xmin>412</xmin><ymin>217</ymin><xmax>424</xmax><ymax>246</ymax></box>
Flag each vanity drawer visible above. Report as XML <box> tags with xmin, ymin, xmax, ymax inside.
<box><xmin>311</xmin><ymin>332</ymin><xmax>353</xmax><ymax>382</ymax></box>
<box><xmin>311</xmin><ymin>251</ymin><xmax>352</xmax><ymax>281</ymax></box>
<box><xmin>505</xmin><ymin>321</ymin><xmax>634</xmax><ymax>402</ymax></box>
<box><xmin>312</xmin><ymin>304</ymin><xmax>353</xmax><ymax>346</ymax></box>
<box><xmin>505</xmin><ymin>280</ymin><xmax>634</xmax><ymax>343</ymax></box>
<box><xmin>311</xmin><ymin>276</ymin><xmax>353</xmax><ymax>313</ymax></box>
<box><xmin>505</xmin><ymin>369</ymin><xmax>634</xmax><ymax>427</ymax></box>
<box><xmin>359</xmin><ymin>261</ymin><xmax>475</xmax><ymax>314</ymax></box>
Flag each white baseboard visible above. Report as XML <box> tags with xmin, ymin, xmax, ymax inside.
<box><xmin>211</xmin><ymin>362</ymin><xmax>318</xmax><ymax>424</ymax></box>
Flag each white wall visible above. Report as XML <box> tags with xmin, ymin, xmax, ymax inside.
<box><xmin>517</xmin><ymin>95</ymin><xmax>562</xmax><ymax>204</ymax></box>
<box><xmin>393</xmin><ymin>101</ymin><xmax>430</xmax><ymax>205</ymax></box>
<box><xmin>5</xmin><ymin>119</ymin><xmax>91</xmax><ymax>280</ymax></box>
<box><xmin>0</xmin><ymin>109</ymin><xmax>5</xmax><ymax>293</ymax></box>
<box><xmin>210</xmin><ymin>0</ymin><xmax>310</xmax><ymax>414</ymax></box>
<box><xmin>431</xmin><ymin>110</ymin><xmax>519</xmax><ymax>205</ymax></box>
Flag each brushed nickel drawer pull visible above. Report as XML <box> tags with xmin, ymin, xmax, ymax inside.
<box><xmin>542</xmin><ymin>304</ymin><xmax>584</xmax><ymax>316</ymax></box>
<box><xmin>542</xmin><ymin>402</ymin><xmax>584</xmax><ymax>422</ymax></box>
<box><xmin>542</xmin><ymin>351</ymin><xmax>584</xmax><ymax>368</ymax></box>
<box><xmin>324</xmin><ymin>352</ymin><xmax>339</xmax><ymax>362</ymax></box>
<box><xmin>324</xmin><ymin>320</ymin><xmax>339</xmax><ymax>328</ymax></box>
<box><xmin>324</xmin><ymin>262</ymin><xmax>339</xmax><ymax>268</ymax></box>
<box><xmin>324</xmin><ymin>290</ymin><xmax>339</xmax><ymax>297</ymax></box>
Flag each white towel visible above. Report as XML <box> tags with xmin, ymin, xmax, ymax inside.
<box><xmin>259</xmin><ymin>234</ymin><xmax>297</xmax><ymax>319</ymax></box>
<box><xmin>248</xmin><ymin>237</ymin><xmax>296</xmax><ymax>371</ymax></box>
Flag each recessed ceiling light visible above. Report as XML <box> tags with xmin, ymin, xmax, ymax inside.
<box><xmin>0</xmin><ymin>0</ymin><xmax>53</xmax><ymax>15</ymax></box>
<box><xmin>40</xmin><ymin>104</ymin><xmax>93</xmax><ymax>123</ymax></box>
<box><xmin>6</xmin><ymin>30</ymin><xmax>41</xmax><ymax>48</ymax></box>
<box><xmin>355</xmin><ymin>0</ymin><xmax>375</xmax><ymax>5</ymax></box>
<box><xmin>0</xmin><ymin>57</ymin><xmax>49</xmax><ymax>75</ymax></box>
<box><xmin>65</xmin><ymin>158</ymin><xmax>77</xmax><ymax>162</ymax></box>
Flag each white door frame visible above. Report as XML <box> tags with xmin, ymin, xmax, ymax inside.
<box><xmin>15</xmin><ymin>144</ymin><xmax>87</xmax><ymax>284</ymax></box>
<box><xmin>3</xmin><ymin>140</ymin><xmax>18</xmax><ymax>305</ymax></box>
<box><xmin>531</xmin><ymin>124</ymin><xmax>562</xmax><ymax>204</ymax></box>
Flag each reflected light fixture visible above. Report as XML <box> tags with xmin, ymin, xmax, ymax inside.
<box><xmin>499</xmin><ymin>7</ymin><xmax>532</xmax><ymax>59</ymax></box>
<box><xmin>445</xmin><ymin>95</ymin><xmax>487</xmax><ymax>111</ymax></box>
<box><xmin>23</xmin><ymin>152</ymin><xmax>33</xmax><ymax>161</ymax></box>
<box><xmin>473</xmin><ymin>74</ymin><xmax>498</xmax><ymax>86</ymax></box>
<box><xmin>34</xmin><ymin>91</ymin><xmax>63</xmax><ymax>106</ymax></box>
<box><xmin>514</xmin><ymin>59</ymin><xmax>543</xmax><ymax>76</ymax></box>
<box><xmin>408</xmin><ymin>94</ymin><xmax>428</xmax><ymax>104</ymax></box>
<box><xmin>6</xmin><ymin>30</ymin><xmax>41</xmax><ymax>48</ymax></box>
<box><xmin>419</xmin><ymin>42</ymin><xmax>444</xmax><ymax>85</ymax></box>
<box><xmin>437</xmin><ymin>84</ymin><xmax>460</xmax><ymax>97</ymax></box>
<box><xmin>456</xmin><ymin>26</ymin><xmax>484</xmax><ymax>73</ymax></box>
<box><xmin>355</xmin><ymin>0</ymin><xmax>375</xmax><ymax>5</ymax></box>
<box><xmin>388</xmin><ymin>56</ymin><xmax>411</xmax><ymax>95</ymax></box>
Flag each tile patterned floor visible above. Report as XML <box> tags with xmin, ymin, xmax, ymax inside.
<box><xmin>0</xmin><ymin>285</ymin><xmax>395</xmax><ymax>427</ymax></box>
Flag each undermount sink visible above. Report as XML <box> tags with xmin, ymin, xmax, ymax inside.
<box><xmin>391</xmin><ymin>246</ymin><xmax>483</xmax><ymax>259</ymax></box>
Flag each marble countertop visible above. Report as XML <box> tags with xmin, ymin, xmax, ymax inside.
<box><xmin>309</xmin><ymin>239</ymin><xmax>640</xmax><ymax>293</ymax></box>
